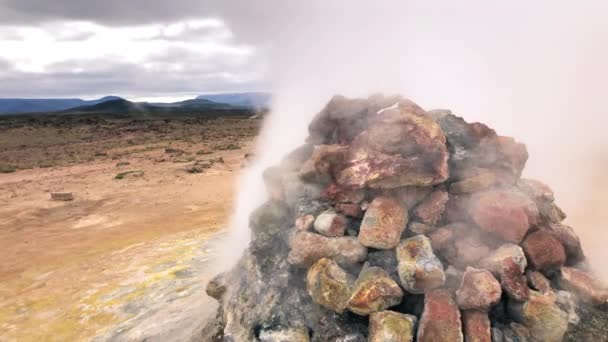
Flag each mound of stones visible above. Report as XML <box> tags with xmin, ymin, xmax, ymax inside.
<box><xmin>203</xmin><ymin>94</ymin><xmax>608</xmax><ymax>342</ymax></box>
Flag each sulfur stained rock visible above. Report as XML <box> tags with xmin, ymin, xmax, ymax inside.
<box><xmin>522</xmin><ymin>230</ymin><xmax>566</xmax><ymax>272</ymax></box>
<box><xmin>358</xmin><ymin>196</ymin><xmax>408</xmax><ymax>249</ymax></box>
<box><xmin>417</xmin><ymin>289</ymin><xmax>463</xmax><ymax>342</ymax></box>
<box><xmin>295</xmin><ymin>214</ymin><xmax>315</xmax><ymax>231</ymax></box>
<box><xmin>456</xmin><ymin>267</ymin><xmax>502</xmax><ymax>311</ymax></box>
<box><xmin>307</xmin><ymin>258</ymin><xmax>353</xmax><ymax>313</ymax></box>
<box><xmin>259</xmin><ymin>327</ymin><xmax>310</xmax><ymax>342</ymax></box>
<box><xmin>559</xmin><ymin>267</ymin><xmax>608</xmax><ymax>305</ymax></box>
<box><xmin>314</xmin><ymin>210</ymin><xmax>347</xmax><ymax>237</ymax></box>
<box><xmin>468</xmin><ymin>189</ymin><xmax>538</xmax><ymax>243</ymax></box>
<box><xmin>397</xmin><ymin>235</ymin><xmax>445</xmax><ymax>294</ymax></box>
<box><xmin>369</xmin><ymin>310</ymin><xmax>417</xmax><ymax>342</ymax></box>
<box><xmin>462</xmin><ymin>310</ymin><xmax>492</xmax><ymax>342</ymax></box>
<box><xmin>348</xmin><ymin>266</ymin><xmax>404</xmax><ymax>316</ymax></box>
<box><xmin>288</xmin><ymin>232</ymin><xmax>367</xmax><ymax>268</ymax></box>
<box><xmin>480</xmin><ymin>244</ymin><xmax>530</xmax><ymax>301</ymax></box>
<box><xmin>508</xmin><ymin>291</ymin><xmax>569</xmax><ymax>342</ymax></box>
<box><xmin>414</xmin><ymin>189</ymin><xmax>449</xmax><ymax>225</ymax></box>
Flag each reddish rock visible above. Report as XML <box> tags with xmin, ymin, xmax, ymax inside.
<box><xmin>397</xmin><ymin>235</ymin><xmax>445</xmax><ymax>294</ymax></box>
<box><xmin>522</xmin><ymin>230</ymin><xmax>566</xmax><ymax>272</ymax></box>
<box><xmin>299</xmin><ymin>145</ymin><xmax>347</xmax><ymax>184</ymax></box>
<box><xmin>391</xmin><ymin>186</ymin><xmax>434</xmax><ymax>209</ymax></box>
<box><xmin>517</xmin><ymin>178</ymin><xmax>554</xmax><ymax>202</ymax></box>
<box><xmin>462</xmin><ymin>311</ymin><xmax>491</xmax><ymax>342</ymax></box>
<box><xmin>409</xmin><ymin>222</ymin><xmax>435</xmax><ymax>235</ymax></box>
<box><xmin>428</xmin><ymin>227</ymin><xmax>454</xmax><ymax>251</ymax></box>
<box><xmin>348</xmin><ymin>266</ymin><xmax>404</xmax><ymax>315</ymax></box>
<box><xmin>508</xmin><ymin>291</ymin><xmax>568</xmax><ymax>342</ymax></box>
<box><xmin>445</xmin><ymin>266</ymin><xmax>464</xmax><ymax>291</ymax></box>
<box><xmin>449</xmin><ymin>168</ymin><xmax>500</xmax><ymax>194</ymax></box>
<box><xmin>335</xmin><ymin>203</ymin><xmax>363</xmax><ymax>218</ymax></box>
<box><xmin>446</xmin><ymin>235</ymin><xmax>492</xmax><ymax>268</ymax></box>
<box><xmin>456</xmin><ymin>267</ymin><xmax>502</xmax><ymax>311</ymax></box>
<box><xmin>321</xmin><ymin>182</ymin><xmax>365</xmax><ymax>204</ymax></box>
<box><xmin>468</xmin><ymin>189</ymin><xmax>538</xmax><ymax>243</ymax></box>
<box><xmin>417</xmin><ymin>289</ymin><xmax>464</xmax><ymax>342</ymax></box>
<box><xmin>295</xmin><ymin>214</ymin><xmax>315</xmax><ymax>231</ymax></box>
<box><xmin>414</xmin><ymin>190</ymin><xmax>449</xmax><ymax>225</ymax></box>
<box><xmin>288</xmin><ymin>232</ymin><xmax>367</xmax><ymax>268</ymax></box>
<box><xmin>307</xmin><ymin>258</ymin><xmax>353</xmax><ymax>313</ymax></box>
<box><xmin>358</xmin><ymin>196</ymin><xmax>408</xmax><ymax>249</ymax></box>
<box><xmin>336</xmin><ymin>101</ymin><xmax>449</xmax><ymax>189</ymax></box>
<box><xmin>560</xmin><ymin>267</ymin><xmax>608</xmax><ymax>305</ymax></box>
<box><xmin>480</xmin><ymin>244</ymin><xmax>530</xmax><ymax>301</ymax></box>
<box><xmin>314</xmin><ymin>210</ymin><xmax>347</xmax><ymax>237</ymax></box>
<box><xmin>526</xmin><ymin>270</ymin><xmax>554</xmax><ymax>297</ymax></box>
<box><xmin>544</xmin><ymin>223</ymin><xmax>585</xmax><ymax>264</ymax></box>
<box><xmin>369</xmin><ymin>311</ymin><xmax>417</xmax><ymax>342</ymax></box>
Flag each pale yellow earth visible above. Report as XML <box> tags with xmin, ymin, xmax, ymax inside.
<box><xmin>0</xmin><ymin>141</ymin><xmax>253</xmax><ymax>342</ymax></box>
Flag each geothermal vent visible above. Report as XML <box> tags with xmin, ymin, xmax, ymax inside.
<box><xmin>204</xmin><ymin>95</ymin><xmax>608</xmax><ymax>342</ymax></box>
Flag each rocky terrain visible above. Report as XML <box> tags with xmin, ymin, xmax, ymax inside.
<box><xmin>204</xmin><ymin>95</ymin><xmax>608</xmax><ymax>341</ymax></box>
<box><xmin>0</xmin><ymin>112</ymin><xmax>259</xmax><ymax>341</ymax></box>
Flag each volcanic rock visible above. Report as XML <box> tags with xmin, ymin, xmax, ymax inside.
<box><xmin>348</xmin><ymin>266</ymin><xmax>403</xmax><ymax>316</ymax></box>
<box><xmin>559</xmin><ymin>267</ymin><xmax>608</xmax><ymax>305</ymax></box>
<box><xmin>446</xmin><ymin>234</ymin><xmax>493</xmax><ymax>268</ymax></box>
<box><xmin>335</xmin><ymin>203</ymin><xmax>363</xmax><ymax>218</ymax></box>
<box><xmin>428</xmin><ymin>226</ymin><xmax>454</xmax><ymax>251</ymax></box>
<box><xmin>391</xmin><ymin>186</ymin><xmax>433</xmax><ymax>208</ymax></box>
<box><xmin>480</xmin><ymin>244</ymin><xmax>530</xmax><ymax>301</ymax></box>
<box><xmin>445</xmin><ymin>265</ymin><xmax>464</xmax><ymax>291</ymax></box>
<box><xmin>358</xmin><ymin>196</ymin><xmax>407</xmax><ymax>249</ymax></box>
<box><xmin>259</xmin><ymin>327</ymin><xmax>310</xmax><ymax>342</ymax></box>
<box><xmin>508</xmin><ymin>291</ymin><xmax>569</xmax><ymax>342</ymax></box>
<box><xmin>368</xmin><ymin>310</ymin><xmax>417</xmax><ymax>342</ymax></box>
<box><xmin>307</xmin><ymin>258</ymin><xmax>353</xmax><ymax>313</ymax></box>
<box><xmin>396</xmin><ymin>235</ymin><xmax>445</xmax><ymax>294</ymax></box>
<box><xmin>449</xmin><ymin>168</ymin><xmax>500</xmax><ymax>194</ymax></box>
<box><xmin>417</xmin><ymin>289</ymin><xmax>464</xmax><ymax>342</ymax></box>
<box><xmin>526</xmin><ymin>270</ymin><xmax>555</xmax><ymax>298</ymax></box>
<box><xmin>456</xmin><ymin>267</ymin><xmax>502</xmax><ymax>311</ymax></box>
<box><xmin>408</xmin><ymin>222</ymin><xmax>435</xmax><ymax>235</ymax></box>
<box><xmin>299</xmin><ymin>145</ymin><xmax>347</xmax><ymax>184</ymax></box>
<box><xmin>205</xmin><ymin>272</ymin><xmax>227</xmax><ymax>300</ymax></box>
<box><xmin>468</xmin><ymin>189</ymin><xmax>538</xmax><ymax>243</ymax></box>
<box><xmin>314</xmin><ymin>210</ymin><xmax>347</xmax><ymax>237</ymax></box>
<box><xmin>295</xmin><ymin>214</ymin><xmax>315</xmax><ymax>231</ymax></box>
<box><xmin>462</xmin><ymin>310</ymin><xmax>492</xmax><ymax>342</ymax></box>
<box><xmin>288</xmin><ymin>232</ymin><xmax>367</xmax><ymax>268</ymax></box>
<box><xmin>544</xmin><ymin>223</ymin><xmax>585</xmax><ymax>264</ymax></box>
<box><xmin>413</xmin><ymin>189</ymin><xmax>448</xmax><ymax>225</ymax></box>
<box><xmin>522</xmin><ymin>230</ymin><xmax>566</xmax><ymax>272</ymax></box>
<box><xmin>555</xmin><ymin>290</ymin><xmax>581</xmax><ymax>325</ymax></box>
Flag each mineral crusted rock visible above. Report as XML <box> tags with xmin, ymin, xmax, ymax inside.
<box><xmin>336</xmin><ymin>101</ymin><xmax>449</xmax><ymax>189</ymax></box>
<box><xmin>522</xmin><ymin>230</ymin><xmax>566</xmax><ymax>272</ymax></box>
<box><xmin>288</xmin><ymin>232</ymin><xmax>368</xmax><ymax>268</ymax></box>
<box><xmin>468</xmin><ymin>189</ymin><xmax>538</xmax><ymax>243</ymax></box>
<box><xmin>445</xmin><ymin>234</ymin><xmax>492</xmax><ymax>268</ymax></box>
<box><xmin>559</xmin><ymin>267</ymin><xmax>608</xmax><ymax>305</ymax></box>
<box><xmin>314</xmin><ymin>210</ymin><xmax>347</xmax><ymax>237</ymax></box>
<box><xmin>428</xmin><ymin>227</ymin><xmax>454</xmax><ymax>251</ymax></box>
<box><xmin>335</xmin><ymin>203</ymin><xmax>363</xmax><ymax>218</ymax></box>
<box><xmin>450</xmin><ymin>168</ymin><xmax>500</xmax><ymax>194</ymax></box>
<box><xmin>462</xmin><ymin>310</ymin><xmax>492</xmax><ymax>342</ymax></box>
<box><xmin>366</xmin><ymin>250</ymin><xmax>399</xmax><ymax>283</ymax></box>
<box><xmin>456</xmin><ymin>267</ymin><xmax>502</xmax><ymax>311</ymax></box>
<box><xmin>358</xmin><ymin>196</ymin><xmax>407</xmax><ymax>249</ymax></box>
<box><xmin>348</xmin><ymin>266</ymin><xmax>403</xmax><ymax>316</ymax></box>
<box><xmin>417</xmin><ymin>289</ymin><xmax>463</xmax><ymax>342</ymax></box>
<box><xmin>508</xmin><ymin>291</ymin><xmax>569</xmax><ymax>342</ymax></box>
<box><xmin>555</xmin><ymin>290</ymin><xmax>581</xmax><ymax>325</ymax></box>
<box><xmin>307</xmin><ymin>258</ymin><xmax>353</xmax><ymax>313</ymax></box>
<box><xmin>259</xmin><ymin>327</ymin><xmax>310</xmax><ymax>342</ymax></box>
<box><xmin>299</xmin><ymin>144</ymin><xmax>347</xmax><ymax>184</ymax></box>
<box><xmin>368</xmin><ymin>311</ymin><xmax>417</xmax><ymax>342</ymax></box>
<box><xmin>321</xmin><ymin>182</ymin><xmax>365</xmax><ymax>204</ymax></box>
<box><xmin>295</xmin><ymin>214</ymin><xmax>315</xmax><ymax>231</ymax></box>
<box><xmin>396</xmin><ymin>235</ymin><xmax>445</xmax><ymax>294</ymax></box>
<box><xmin>480</xmin><ymin>244</ymin><xmax>529</xmax><ymax>301</ymax></box>
<box><xmin>413</xmin><ymin>189</ymin><xmax>448</xmax><ymax>225</ymax></box>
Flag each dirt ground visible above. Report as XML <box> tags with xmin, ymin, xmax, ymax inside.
<box><xmin>0</xmin><ymin>114</ymin><xmax>258</xmax><ymax>341</ymax></box>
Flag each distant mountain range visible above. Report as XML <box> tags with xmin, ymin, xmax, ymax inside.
<box><xmin>0</xmin><ymin>92</ymin><xmax>271</xmax><ymax>115</ymax></box>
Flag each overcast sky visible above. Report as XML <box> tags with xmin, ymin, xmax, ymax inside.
<box><xmin>0</xmin><ymin>0</ymin><xmax>275</xmax><ymax>101</ymax></box>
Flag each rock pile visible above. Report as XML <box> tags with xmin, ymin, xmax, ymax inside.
<box><xmin>204</xmin><ymin>95</ymin><xmax>608</xmax><ymax>342</ymax></box>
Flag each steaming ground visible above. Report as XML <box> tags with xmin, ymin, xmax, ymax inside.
<box><xmin>0</xmin><ymin>115</ymin><xmax>258</xmax><ymax>341</ymax></box>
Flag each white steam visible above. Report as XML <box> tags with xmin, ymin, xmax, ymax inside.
<box><xmin>220</xmin><ymin>2</ymin><xmax>608</xmax><ymax>278</ymax></box>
